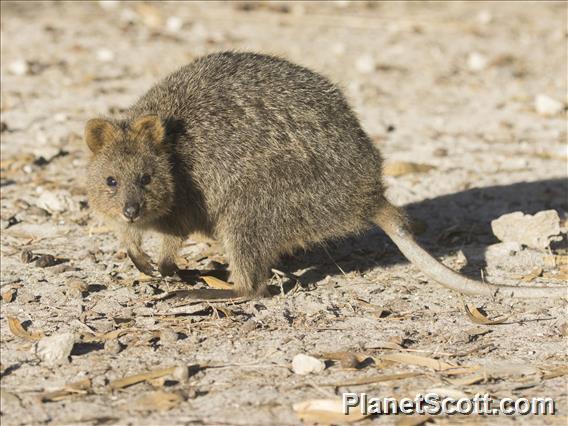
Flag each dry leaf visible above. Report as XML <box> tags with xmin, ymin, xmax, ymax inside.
<box><xmin>383</xmin><ymin>161</ymin><xmax>436</xmax><ymax>177</ymax></box>
<box><xmin>2</xmin><ymin>288</ymin><xmax>16</xmax><ymax>302</ymax></box>
<box><xmin>518</xmin><ymin>266</ymin><xmax>543</xmax><ymax>282</ymax></box>
<box><xmin>464</xmin><ymin>304</ymin><xmax>507</xmax><ymax>325</ymax></box>
<box><xmin>544</xmin><ymin>254</ymin><xmax>568</xmax><ymax>267</ymax></box>
<box><xmin>396</xmin><ymin>416</ymin><xmax>431</xmax><ymax>426</ymax></box>
<box><xmin>447</xmin><ymin>373</ymin><xmax>485</xmax><ymax>386</ymax></box>
<box><xmin>40</xmin><ymin>378</ymin><xmax>92</xmax><ymax>402</ymax></box>
<box><xmin>381</xmin><ymin>353</ymin><xmax>454</xmax><ymax>371</ymax></box>
<box><xmin>110</xmin><ymin>366</ymin><xmax>178</xmax><ymax>390</ymax></box>
<box><xmin>201</xmin><ymin>275</ymin><xmax>233</xmax><ymax>290</ymax></box>
<box><xmin>321</xmin><ymin>352</ymin><xmax>370</xmax><ymax>369</ymax></box>
<box><xmin>293</xmin><ymin>399</ymin><xmax>369</xmax><ymax>424</ymax></box>
<box><xmin>132</xmin><ymin>390</ymin><xmax>182</xmax><ymax>412</ymax></box>
<box><xmin>542</xmin><ymin>265</ymin><xmax>568</xmax><ymax>281</ymax></box>
<box><xmin>334</xmin><ymin>371</ymin><xmax>422</xmax><ymax>387</ymax></box>
<box><xmin>542</xmin><ymin>365</ymin><xmax>568</xmax><ymax>380</ymax></box>
<box><xmin>211</xmin><ymin>305</ymin><xmax>233</xmax><ymax>317</ymax></box>
<box><xmin>7</xmin><ymin>317</ymin><xmax>43</xmax><ymax>341</ymax></box>
<box><xmin>81</xmin><ymin>328</ymin><xmax>137</xmax><ymax>343</ymax></box>
<box><xmin>441</xmin><ymin>366</ymin><xmax>481</xmax><ymax>376</ymax></box>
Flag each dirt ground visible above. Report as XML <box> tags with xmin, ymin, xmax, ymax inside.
<box><xmin>1</xmin><ymin>1</ymin><xmax>567</xmax><ymax>425</ymax></box>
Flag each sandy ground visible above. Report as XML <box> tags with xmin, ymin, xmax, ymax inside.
<box><xmin>1</xmin><ymin>1</ymin><xmax>567</xmax><ymax>425</ymax></box>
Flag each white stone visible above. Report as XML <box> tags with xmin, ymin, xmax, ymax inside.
<box><xmin>9</xmin><ymin>60</ymin><xmax>29</xmax><ymax>76</ymax></box>
<box><xmin>477</xmin><ymin>10</ymin><xmax>492</xmax><ymax>25</ymax></box>
<box><xmin>331</xmin><ymin>43</ymin><xmax>346</xmax><ymax>56</ymax></box>
<box><xmin>120</xmin><ymin>8</ymin><xmax>138</xmax><ymax>24</ymax></box>
<box><xmin>356</xmin><ymin>54</ymin><xmax>376</xmax><ymax>74</ymax></box>
<box><xmin>96</xmin><ymin>49</ymin><xmax>115</xmax><ymax>63</ymax></box>
<box><xmin>54</xmin><ymin>113</ymin><xmax>68</xmax><ymax>123</ymax></box>
<box><xmin>166</xmin><ymin>16</ymin><xmax>183</xmax><ymax>32</ymax></box>
<box><xmin>535</xmin><ymin>94</ymin><xmax>564</xmax><ymax>116</ymax></box>
<box><xmin>491</xmin><ymin>210</ymin><xmax>562</xmax><ymax>250</ymax></box>
<box><xmin>98</xmin><ymin>0</ymin><xmax>119</xmax><ymax>10</ymax></box>
<box><xmin>292</xmin><ymin>354</ymin><xmax>326</xmax><ymax>375</ymax></box>
<box><xmin>35</xmin><ymin>333</ymin><xmax>76</xmax><ymax>365</ymax></box>
<box><xmin>36</xmin><ymin>191</ymin><xmax>72</xmax><ymax>213</ymax></box>
<box><xmin>467</xmin><ymin>52</ymin><xmax>488</xmax><ymax>71</ymax></box>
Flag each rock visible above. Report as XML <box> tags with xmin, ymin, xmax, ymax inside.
<box><xmin>491</xmin><ymin>210</ymin><xmax>561</xmax><ymax>250</ymax></box>
<box><xmin>477</xmin><ymin>10</ymin><xmax>492</xmax><ymax>25</ymax></box>
<box><xmin>535</xmin><ymin>94</ymin><xmax>564</xmax><ymax>116</ymax></box>
<box><xmin>292</xmin><ymin>354</ymin><xmax>326</xmax><ymax>375</ymax></box>
<box><xmin>467</xmin><ymin>52</ymin><xmax>488</xmax><ymax>71</ymax></box>
<box><xmin>35</xmin><ymin>190</ymin><xmax>73</xmax><ymax>213</ymax></box>
<box><xmin>166</xmin><ymin>16</ymin><xmax>183</xmax><ymax>32</ymax></box>
<box><xmin>172</xmin><ymin>365</ymin><xmax>189</xmax><ymax>383</ymax></box>
<box><xmin>160</xmin><ymin>328</ymin><xmax>179</xmax><ymax>345</ymax></box>
<box><xmin>35</xmin><ymin>254</ymin><xmax>57</xmax><ymax>268</ymax></box>
<box><xmin>355</xmin><ymin>54</ymin><xmax>376</xmax><ymax>74</ymax></box>
<box><xmin>8</xmin><ymin>60</ymin><xmax>29</xmax><ymax>76</ymax></box>
<box><xmin>67</xmin><ymin>280</ymin><xmax>88</xmax><ymax>298</ymax></box>
<box><xmin>98</xmin><ymin>0</ymin><xmax>119</xmax><ymax>10</ymax></box>
<box><xmin>21</xmin><ymin>249</ymin><xmax>35</xmax><ymax>264</ymax></box>
<box><xmin>35</xmin><ymin>333</ymin><xmax>76</xmax><ymax>365</ymax></box>
<box><xmin>485</xmin><ymin>241</ymin><xmax>523</xmax><ymax>258</ymax></box>
<box><xmin>105</xmin><ymin>339</ymin><xmax>123</xmax><ymax>354</ymax></box>
<box><xmin>96</xmin><ymin>48</ymin><xmax>115</xmax><ymax>63</ymax></box>
<box><xmin>433</xmin><ymin>147</ymin><xmax>448</xmax><ymax>157</ymax></box>
<box><xmin>331</xmin><ymin>43</ymin><xmax>346</xmax><ymax>56</ymax></box>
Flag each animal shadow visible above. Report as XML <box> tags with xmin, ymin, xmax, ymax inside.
<box><xmin>280</xmin><ymin>178</ymin><xmax>567</xmax><ymax>286</ymax></box>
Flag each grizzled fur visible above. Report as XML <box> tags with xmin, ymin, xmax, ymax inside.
<box><xmin>85</xmin><ymin>51</ymin><xmax>399</xmax><ymax>295</ymax></box>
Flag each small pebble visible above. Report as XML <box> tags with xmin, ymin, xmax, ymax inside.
<box><xmin>477</xmin><ymin>10</ymin><xmax>492</xmax><ymax>25</ymax></box>
<box><xmin>160</xmin><ymin>328</ymin><xmax>179</xmax><ymax>345</ymax></box>
<box><xmin>355</xmin><ymin>54</ymin><xmax>376</xmax><ymax>74</ymax></box>
<box><xmin>8</xmin><ymin>60</ymin><xmax>29</xmax><ymax>76</ymax></box>
<box><xmin>292</xmin><ymin>354</ymin><xmax>326</xmax><ymax>375</ymax></box>
<box><xmin>35</xmin><ymin>333</ymin><xmax>75</xmax><ymax>365</ymax></box>
<box><xmin>467</xmin><ymin>52</ymin><xmax>488</xmax><ymax>71</ymax></box>
<box><xmin>433</xmin><ymin>147</ymin><xmax>448</xmax><ymax>157</ymax></box>
<box><xmin>138</xmin><ymin>283</ymin><xmax>157</xmax><ymax>295</ymax></box>
<box><xmin>104</xmin><ymin>339</ymin><xmax>123</xmax><ymax>354</ymax></box>
<box><xmin>67</xmin><ymin>280</ymin><xmax>88</xmax><ymax>298</ymax></box>
<box><xmin>166</xmin><ymin>16</ymin><xmax>183</xmax><ymax>32</ymax></box>
<box><xmin>36</xmin><ymin>254</ymin><xmax>57</xmax><ymax>268</ymax></box>
<box><xmin>201</xmin><ymin>259</ymin><xmax>225</xmax><ymax>270</ymax></box>
<box><xmin>331</xmin><ymin>43</ymin><xmax>346</xmax><ymax>56</ymax></box>
<box><xmin>172</xmin><ymin>365</ymin><xmax>189</xmax><ymax>383</ymax></box>
<box><xmin>96</xmin><ymin>49</ymin><xmax>115</xmax><ymax>62</ymax></box>
<box><xmin>241</xmin><ymin>320</ymin><xmax>258</xmax><ymax>333</ymax></box>
<box><xmin>6</xmin><ymin>216</ymin><xmax>21</xmax><ymax>228</ymax></box>
<box><xmin>535</xmin><ymin>94</ymin><xmax>564</xmax><ymax>116</ymax></box>
<box><xmin>53</xmin><ymin>113</ymin><xmax>68</xmax><ymax>123</ymax></box>
<box><xmin>21</xmin><ymin>249</ymin><xmax>35</xmax><ymax>264</ymax></box>
<box><xmin>98</xmin><ymin>0</ymin><xmax>119</xmax><ymax>10</ymax></box>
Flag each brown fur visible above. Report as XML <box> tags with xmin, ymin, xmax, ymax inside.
<box><xmin>85</xmin><ymin>51</ymin><xmax>565</xmax><ymax>299</ymax></box>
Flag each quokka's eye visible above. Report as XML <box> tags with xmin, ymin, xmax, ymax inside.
<box><xmin>141</xmin><ymin>174</ymin><xmax>151</xmax><ymax>186</ymax></box>
<box><xmin>106</xmin><ymin>176</ymin><xmax>117</xmax><ymax>187</ymax></box>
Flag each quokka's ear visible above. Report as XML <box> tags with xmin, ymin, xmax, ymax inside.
<box><xmin>85</xmin><ymin>118</ymin><xmax>120</xmax><ymax>154</ymax></box>
<box><xmin>130</xmin><ymin>114</ymin><xmax>165</xmax><ymax>145</ymax></box>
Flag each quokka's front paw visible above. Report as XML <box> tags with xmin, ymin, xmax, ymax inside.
<box><xmin>127</xmin><ymin>250</ymin><xmax>155</xmax><ymax>276</ymax></box>
<box><xmin>158</xmin><ymin>260</ymin><xmax>178</xmax><ymax>277</ymax></box>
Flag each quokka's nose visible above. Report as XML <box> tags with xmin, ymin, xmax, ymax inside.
<box><xmin>123</xmin><ymin>202</ymin><xmax>140</xmax><ymax>220</ymax></box>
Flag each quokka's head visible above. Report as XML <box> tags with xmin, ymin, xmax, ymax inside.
<box><xmin>85</xmin><ymin>114</ymin><xmax>174</xmax><ymax>225</ymax></box>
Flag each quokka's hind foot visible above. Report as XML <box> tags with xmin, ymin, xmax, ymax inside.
<box><xmin>226</xmin><ymin>251</ymin><xmax>271</xmax><ymax>297</ymax></box>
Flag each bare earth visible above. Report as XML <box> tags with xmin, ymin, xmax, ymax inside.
<box><xmin>1</xmin><ymin>2</ymin><xmax>567</xmax><ymax>425</ymax></box>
